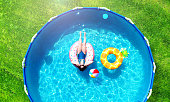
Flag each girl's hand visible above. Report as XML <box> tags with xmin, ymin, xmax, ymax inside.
<box><xmin>84</xmin><ymin>61</ymin><xmax>93</xmax><ymax>66</ymax></box>
<box><xmin>72</xmin><ymin>61</ymin><xmax>78</xmax><ymax>64</ymax></box>
<box><xmin>76</xmin><ymin>64</ymin><xmax>80</xmax><ymax>66</ymax></box>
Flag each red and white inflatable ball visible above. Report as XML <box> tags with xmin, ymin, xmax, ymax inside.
<box><xmin>89</xmin><ymin>69</ymin><xmax>99</xmax><ymax>78</ymax></box>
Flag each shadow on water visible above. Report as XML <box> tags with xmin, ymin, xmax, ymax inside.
<box><xmin>44</xmin><ymin>55</ymin><xmax>53</xmax><ymax>65</ymax></box>
<box><xmin>102</xmin><ymin>64</ymin><xmax>126</xmax><ymax>79</ymax></box>
<box><xmin>77</xmin><ymin>59</ymin><xmax>98</xmax><ymax>83</ymax></box>
<box><xmin>77</xmin><ymin>59</ymin><xmax>125</xmax><ymax>84</ymax></box>
<box><xmin>25</xmin><ymin>20</ymin><xmax>69</xmax><ymax>102</ymax></box>
<box><xmin>93</xmin><ymin>77</ymin><xmax>103</xmax><ymax>86</ymax></box>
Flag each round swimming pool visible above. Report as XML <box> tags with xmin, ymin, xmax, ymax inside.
<box><xmin>23</xmin><ymin>7</ymin><xmax>156</xmax><ymax>102</ymax></box>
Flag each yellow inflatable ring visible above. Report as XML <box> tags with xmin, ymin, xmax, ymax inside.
<box><xmin>100</xmin><ymin>47</ymin><xmax>123</xmax><ymax>70</ymax></box>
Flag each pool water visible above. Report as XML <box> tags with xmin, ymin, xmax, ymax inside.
<box><xmin>39</xmin><ymin>28</ymin><xmax>145</xmax><ymax>102</ymax></box>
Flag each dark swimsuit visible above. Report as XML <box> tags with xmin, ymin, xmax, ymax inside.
<box><xmin>78</xmin><ymin>51</ymin><xmax>86</xmax><ymax>71</ymax></box>
<box><xmin>78</xmin><ymin>51</ymin><xmax>86</xmax><ymax>63</ymax></box>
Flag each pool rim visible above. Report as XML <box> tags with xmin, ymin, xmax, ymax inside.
<box><xmin>22</xmin><ymin>7</ymin><xmax>156</xmax><ymax>102</ymax></box>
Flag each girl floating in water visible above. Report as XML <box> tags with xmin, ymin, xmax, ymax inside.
<box><xmin>71</xmin><ymin>31</ymin><xmax>93</xmax><ymax>71</ymax></box>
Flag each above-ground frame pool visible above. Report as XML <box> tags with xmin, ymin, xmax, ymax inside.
<box><xmin>22</xmin><ymin>7</ymin><xmax>156</xmax><ymax>102</ymax></box>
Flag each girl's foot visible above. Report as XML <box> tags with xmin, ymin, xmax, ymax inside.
<box><xmin>84</xmin><ymin>32</ymin><xmax>86</xmax><ymax>37</ymax></box>
<box><xmin>79</xmin><ymin>31</ymin><xmax>81</xmax><ymax>39</ymax></box>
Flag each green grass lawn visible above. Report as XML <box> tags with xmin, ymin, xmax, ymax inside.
<box><xmin>0</xmin><ymin>0</ymin><xmax>169</xmax><ymax>101</ymax></box>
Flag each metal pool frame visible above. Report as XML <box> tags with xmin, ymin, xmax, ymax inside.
<box><xmin>22</xmin><ymin>7</ymin><xmax>156</xmax><ymax>102</ymax></box>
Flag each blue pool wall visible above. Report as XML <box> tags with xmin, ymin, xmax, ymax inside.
<box><xmin>22</xmin><ymin>7</ymin><xmax>156</xmax><ymax>102</ymax></box>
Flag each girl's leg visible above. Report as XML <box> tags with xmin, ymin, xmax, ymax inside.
<box><xmin>82</xmin><ymin>32</ymin><xmax>86</xmax><ymax>54</ymax></box>
<box><xmin>78</xmin><ymin>31</ymin><xmax>82</xmax><ymax>54</ymax></box>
